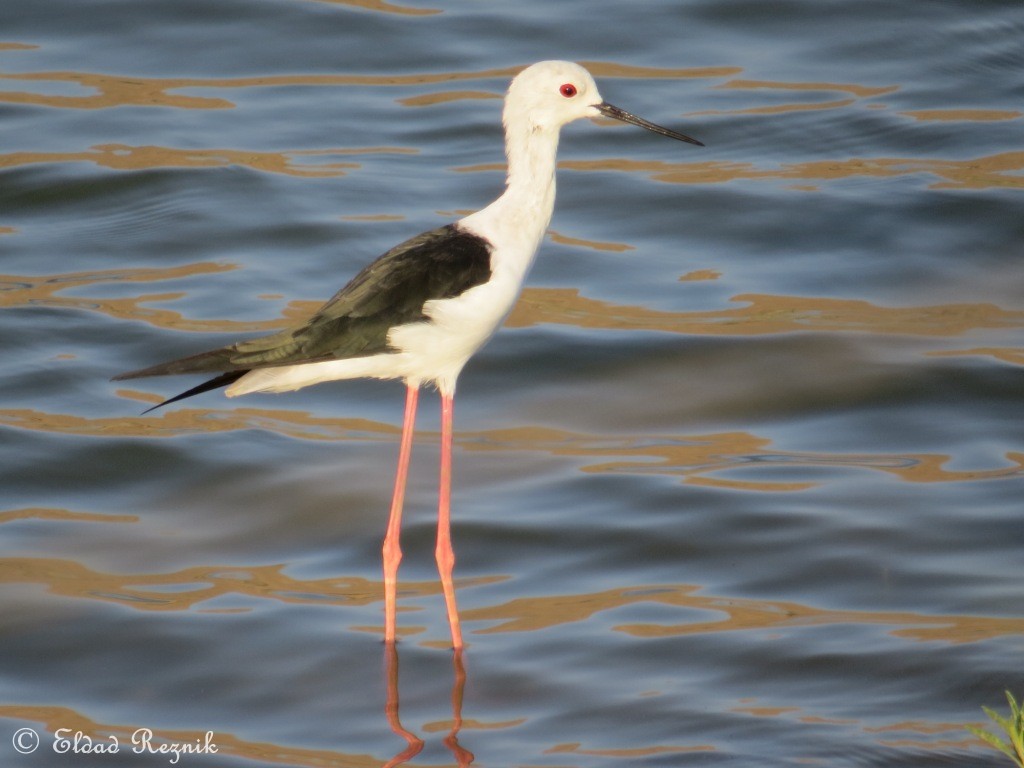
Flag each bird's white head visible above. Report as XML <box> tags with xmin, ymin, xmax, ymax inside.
<box><xmin>477</xmin><ymin>60</ymin><xmax>702</xmax><ymax>233</ymax></box>
<box><xmin>504</xmin><ymin>60</ymin><xmax>604</xmax><ymax>132</ymax></box>
<box><xmin>503</xmin><ymin>60</ymin><xmax>704</xmax><ymax>146</ymax></box>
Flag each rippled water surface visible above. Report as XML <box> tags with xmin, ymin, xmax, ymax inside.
<box><xmin>2</xmin><ymin>1</ymin><xmax>1023</xmax><ymax>766</ymax></box>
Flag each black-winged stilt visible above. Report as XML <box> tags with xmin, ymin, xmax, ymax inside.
<box><xmin>114</xmin><ymin>60</ymin><xmax>703</xmax><ymax>649</ymax></box>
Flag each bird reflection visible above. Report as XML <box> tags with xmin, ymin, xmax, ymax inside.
<box><xmin>383</xmin><ymin>642</ymin><xmax>474</xmax><ymax>767</ymax></box>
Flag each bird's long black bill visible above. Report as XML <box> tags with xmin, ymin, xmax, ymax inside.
<box><xmin>596</xmin><ymin>102</ymin><xmax>703</xmax><ymax>146</ymax></box>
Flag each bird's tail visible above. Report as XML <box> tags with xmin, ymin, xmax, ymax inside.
<box><xmin>112</xmin><ymin>346</ymin><xmax>245</xmax><ymax>380</ymax></box>
<box><xmin>112</xmin><ymin>346</ymin><xmax>251</xmax><ymax>413</ymax></box>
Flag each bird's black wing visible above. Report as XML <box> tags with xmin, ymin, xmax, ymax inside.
<box><xmin>113</xmin><ymin>224</ymin><xmax>492</xmax><ymax>386</ymax></box>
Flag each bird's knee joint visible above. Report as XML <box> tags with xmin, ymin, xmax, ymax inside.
<box><xmin>435</xmin><ymin>546</ymin><xmax>456</xmax><ymax>574</ymax></box>
<box><xmin>383</xmin><ymin>539</ymin><xmax>403</xmax><ymax>568</ymax></box>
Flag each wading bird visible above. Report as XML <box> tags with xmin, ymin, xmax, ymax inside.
<box><xmin>114</xmin><ymin>60</ymin><xmax>703</xmax><ymax>649</ymax></box>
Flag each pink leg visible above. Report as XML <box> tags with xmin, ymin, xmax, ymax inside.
<box><xmin>383</xmin><ymin>384</ymin><xmax>419</xmax><ymax>645</ymax></box>
<box><xmin>436</xmin><ymin>392</ymin><xmax>464</xmax><ymax>649</ymax></box>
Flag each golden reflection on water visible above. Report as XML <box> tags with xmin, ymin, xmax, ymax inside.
<box><xmin>864</xmin><ymin>720</ymin><xmax>985</xmax><ymax>752</ymax></box>
<box><xmin>699</xmin><ymin>78</ymin><xmax>896</xmax><ymax>118</ymax></box>
<box><xmin>679</xmin><ymin>269</ymin><xmax>721</xmax><ymax>282</ymax></box>
<box><xmin>0</xmin><ymin>263</ymin><xmax>285</xmax><ymax>335</ymax></box>
<box><xmin>901</xmin><ymin>109</ymin><xmax>1021</xmax><ymax>122</ymax></box>
<box><xmin>4</xmin><ymin>406</ymin><xmax>1022</xmax><ymax>490</ymax></box>
<box><xmin>580</xmin><ymin>62</ymin><xmax>741</xmax><ymax>81</ymax></box>
<box><xmin>397</xmin><ymin>90</ymin><xmax>498</xmax><ymax>108</ymax></box>
<box><xmin>7</xmin><ymin>263</ymin><xmax>1023</xmax><ymax>343</ymax></box>
<box><xmin>0</xmin><ymin>71</ymin><xmax>235</xmax><ymax>110</ymax></box>
<box><xmin>0</xmin><ymin>144</ymin><xmax>415</xmax><ymax>176</ymax></box>
<box><xmin>0</xmin><ymin>557</ymin><xmax>370</xmax><ymax>610</ymax></box>
<box><xmin>463</xmin><ymin>585</ymin><xmax>1024</xmax><ymax>645</ymax></box>
<box><xmin>547</xmin><ymin>229</ymin><xmax>634</xmax><ymax>253</ymax></box>
<box><xmin>0</xmin><ymin>62</ymin><xmax>720</xmax><ymax>112</ymax></box>
<box><xmin>0</xmin><ymin>553</ymin><xmax>495</xmax><ymax>619</ymax></box>
<box><xmin>465</xmin><ymin>426</ymin><xmax>1024</xmax><ymax>488</ymax></box>
<box><xmin>556</xmin><ymin>151</ymin><xmax>1024</xmax><ymax>190</ymax></box>
<box><xmin>508</xmin><ymin>288</ymin><xmax>1024</xmax><ymax>339</ymax></box>
<box><xmin>709</xmin><ymin>97</ymin><xmax>858</xmax><ymax>116</ymax></box>
<box><xmin>731</xmin><ymin>704</ymin><xmax>803</xmax><ymax>717</ymax></box>
<box><xmin>3</xmin><ymin>551</ymin><xmax>1021</xmax><ymax>647</ymax></box>
<box><xmin>0</xmin><ymin>507</ymin><xmax>137</xmax><ymax>524</ymax></box>
<box><xmin>719</xmin><ymin>78</ymin><xmax>898</xmax><ymax>99</ymax></box>
<box><xmin>728</xmin><ymin>706</ymin><xmax>982</xmax><ymax>753</ymax></box>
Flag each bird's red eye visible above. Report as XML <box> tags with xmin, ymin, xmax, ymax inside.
<box><xmin>559</xmin><ymin>83</ymin><xmax>577</xmax><ymax>98</ymax></box>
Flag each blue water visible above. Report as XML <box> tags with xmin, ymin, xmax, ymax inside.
<box><xmin>2</xmin><ymin>1</ymin><xmax>1023</xmax><ymax>766</ymax></box>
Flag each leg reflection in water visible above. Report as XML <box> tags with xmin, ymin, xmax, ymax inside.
<box><xmin>383</xmin><ymin>642</ymin><xmax>474</xmax><ymax>767</ymax></box>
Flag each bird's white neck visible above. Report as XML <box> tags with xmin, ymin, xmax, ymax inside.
<box><xmin>499</xmin><ymin>114</ymin><xmax>562</xmax><ymax>230</ymax></box>
<box><xmin>460</xmin><ymin>117</ymin><xmax>561</xmax><ymax>268</ymax></box>
<box><xmin>503</xmin><ymin>118</ymin><xmax>560</xmax><ymax>208</ymax></box>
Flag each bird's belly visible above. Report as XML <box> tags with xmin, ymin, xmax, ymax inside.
<box><xmin>388</xmin><ymin>276</ymin><xmax>516</xmax><ymax>391</ymax></box>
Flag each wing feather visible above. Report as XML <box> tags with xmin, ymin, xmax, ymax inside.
<box><xmin>113</xmin><ymin>223</ymin><xmax>492</xmax><ymax>382</ymax></box>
